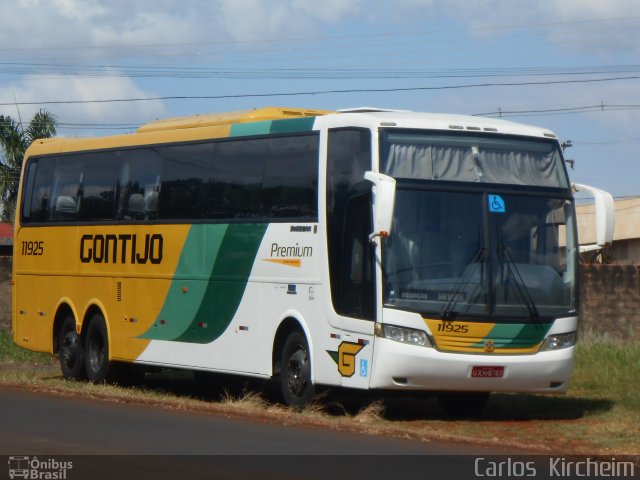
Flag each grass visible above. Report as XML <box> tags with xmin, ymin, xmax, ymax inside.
<box><xmin>1</xmin><ymin>327</ymin><xmax>638</xmax><ymax>455</ymax></box>
<box><xmin>572</xmin><ymin>339</ymin><xmax>640</xmax><ymax>413</ymax></box>
<box><xmin>0</xmin><ymin>328</ymin><xmax>55</xmax><ymax>365</ymax></box>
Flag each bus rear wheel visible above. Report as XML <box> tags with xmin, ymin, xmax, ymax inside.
<box><xmin>279</xmin><ymin>331</ymin><xmax>315</xmax><ymax>408</ymax></box>
<box><xmin>59</xmin><ymin>315</ymin><xmax>85</xmax><ymax>380</ymax></box>
<box><xmin>84</xmin><ymin>313</ymin><xmax>118</xmax><ymax>383</ymax></box>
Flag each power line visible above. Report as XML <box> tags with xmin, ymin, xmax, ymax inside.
<box><xmin>573</xmin><ymin>140</ymin><xmax>640</xmax><ymax>145</ymax></box>
<box><xmin>3</xmin><ymin>15</ymin><xmax>640</xmax><ymax>53</ymax></box>
<box><xmin>473</xmin><ymin>103</ymin><xmax>640</xmax><ymax>117</ymax></box>
<box><xmin>3</xmin><ymin>62</ymin><xmax>640</xmax><ymax>81</ymax></box>
<box><xmin>2</xmin><ymin>75</ymin><xmax>639</xmax><ymax>107</ymax></box>
<box><xmin>3</xmin><ymin>103</ymin><xmax>640</xmax><ymax>135</ymax></box>
<box><xmin>2</xmin><ymin>16</ymin><xmax>640</xmax><ymax>68</ymax></box>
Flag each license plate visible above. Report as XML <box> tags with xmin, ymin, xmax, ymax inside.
<box><xmin>471</xmin><ymin>366</ymin><xmax>504</xmax><ymax>378</ymax></box>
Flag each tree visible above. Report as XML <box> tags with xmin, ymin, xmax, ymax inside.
<box><xmin>0</xmin><ymin>109</ymin><xmax>57</xmax><ymax>223</ymax></box>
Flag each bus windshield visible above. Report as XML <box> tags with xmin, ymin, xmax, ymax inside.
<box><xmin>382</xmin><ymin>187</ymin><xmax>577</xmax><ymax>320</ymax></box>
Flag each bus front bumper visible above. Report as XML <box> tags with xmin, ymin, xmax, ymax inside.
<box><xmin>369</xmin><ymin>337</ymin><xmax>574</xmax><ymax>393</ymax></box>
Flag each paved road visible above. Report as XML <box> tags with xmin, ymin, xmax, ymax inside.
<box><xmin>0</xmin><ymin>387</ymin><xmax>523</xmax><ymax>480</ymax></box>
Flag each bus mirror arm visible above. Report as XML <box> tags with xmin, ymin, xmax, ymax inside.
<box><xmin>368</xmin><ymin>230</ymin><xmax>389</xmax><ymax>243</ymax></box>
<box><xmin>365</xmin><ymin>171</ymin><xmax>396</xmax><ymax>244</ymax></box>
<box><xmin>572</xmin><ymin>183</ymin><xmax>615</xmax><ymax>251</ymax></box>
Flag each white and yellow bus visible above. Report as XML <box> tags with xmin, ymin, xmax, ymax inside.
<box><xmin>12</xmin><ymin>107</ymin><xmax>613</xmax><ymax>411</ymax></box>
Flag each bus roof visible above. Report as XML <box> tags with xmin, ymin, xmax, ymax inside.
<box><xmin>318</xmin><ymin>109</ymin><xmax>558</xmax><ymax>140</ymax></box>
<box><xmin>137</xmin><ymin>106</ymin><xmax>333</xmax><ymax>133</ymax></box>
<box><xmin>23</xmin><ymin>107</ymin><xmax>558</xmax><ymax>158</ymax></box>
<box><xmin>147</xmin><ymin>106</ymin><xmax>556</xmax><ymax>140</ymax></box>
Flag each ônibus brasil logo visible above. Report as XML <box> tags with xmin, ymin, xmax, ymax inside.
<box><xmin>8</xmin><ymin>456</ymin><xmax>72</xmax><ymax>480</ymax></box>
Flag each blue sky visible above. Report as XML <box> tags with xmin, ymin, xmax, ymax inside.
<box><xmin>1</xmin><ymin>0</ymin><xmax>639</xmax><ymax>198</ymax></box>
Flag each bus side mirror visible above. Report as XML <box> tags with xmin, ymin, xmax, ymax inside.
<box><xmin>572</xmin><ymin>183</ymin><xmax>615</xmax><ymax>253</ymax></box>
<box><xmin>365</xmin><ymin>171</ymin><xmax>396</xmax><ymax>243</ymax></box>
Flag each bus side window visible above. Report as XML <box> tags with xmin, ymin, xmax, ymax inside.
<box><xmin>143</xmin><ymin>178</ymin><xmax>160</xmax><ymax>220</ymax></box>
<box><xmin>263</xmin><ymin>135</ymin><xmax>319</xmax><ymax>219</ymax></box>
<box><xmin>211</xmin><ymin>138</ymin><xmax>264</xmax><ymax>219</ymax></box>
<box><xmin>22</xmin><ymin>157</ymin><xmax>55</xmax><ymax>223</ymax></box>
<box><xmin>117</xmin><ymin>161</ymin><xmax>133</xmax><ymax>219</ymax></box>
<box><xmin>117</xmin><ymin>150</ymin><xmax>163</xmax><ymax>221</ymax></box>
<box><xmin>327</xmin><ymin>128</ymin><xmax>374</xmax><ymax>320</ymax></box>
<box><xmin>157</xmin><ymin>143</ymin><xmax>212</xmax><ymax>220</ymax></box>
<box><xmin>49</xmin><ymin>157</ymin><xmax>84</xmax><ymax>222</ymax></box>
<box><xmin>21</xmin><ymin>160</ymin><xmax>39</xmax><ymax>223</ymax></box>
<box><xmin>341</xmin><ymin>192</ymin><xmax>375</xmax><ymax>320</ymax></box>
<box><xmin>79</xmin><ymin>152</ymin><xmax>121</xmax><ymax>221</ymax></box>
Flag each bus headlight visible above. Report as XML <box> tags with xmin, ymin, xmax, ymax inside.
<box><xmin>539</xmin><ymin>332</ymin><xmax>576</xmax><ymax>351</ymax></box>
<box><xmin>375</xmin><ymin>323</ymin><xmax>431</xmax><ymax>347</ymax></box>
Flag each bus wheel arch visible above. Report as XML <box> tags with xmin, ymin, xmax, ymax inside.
<box><xmin>271</xmin><ymin>317</ymin><xmax>315</xmax><ymax>408</ymax></box>
<box><xmin>272</xmin><ymin>317</ymin><xmax>307</xmax><ymax>377</ymax></box>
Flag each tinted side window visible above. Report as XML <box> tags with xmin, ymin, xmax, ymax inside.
<box><xmin>341</xmin><ymin>193</ymin><xmax>375</xmax><ymax>320</ymax></box>
<box><xmin>50</xmin><ymin>156</ymin><xmax>85</xmax><ymax>222</ymax></box>
<box><xmin>116</xmin><ymin>149</ymin><xmax>163</xmax><ymax>221</ymax></box>
<box><xmin>210</xmin><ymin>134</ymin><xmax>318</xmax><ymax>220</ymax></box>
<box><xmin>21</xmin><ymin>159</ymin><xmax>48</xmax><ymax>223</ymax></box>
<box><xmin>326</xmin><ymin>128</ymin><xmax>373</xmax><ymax>318</ymax></box>
<box><xmin>21</xmin><ymin>134</ymin><xmax>318</xmax><ymax>225</ymax></box>
<box><xmin>210</xmin><ymin>138</ymin><xmax>265</xmax><ymax>219</ymax></box>
<box><xmin>157</xmin><ymin>143</ymin><xmax>213</xmax><ymax>220</ymax></box>
<box><xmin>262</xmin><ymin>135</ymin><xmax>318</xmax><ymax>219</ymax></box>
<box><xmin>79</xmin><ymin>152</ymin><xmax>121</xmax><ymax>221</ymax></box>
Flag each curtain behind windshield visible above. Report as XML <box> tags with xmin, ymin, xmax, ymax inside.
<box><xmin>382</xmin><ymin>132</ymin><xmax>568</xmax><ymax>188</ymax></box>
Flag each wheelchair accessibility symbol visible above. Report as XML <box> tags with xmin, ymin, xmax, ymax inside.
<box><xmin>360</xmin><ymin>359</ymin><xmax>368</xmax><ymax>377</ymax></box>
<box><xmin>488</xmin><ymin>194</ymin><xmax>506</xmax><ymax>213</ymax></box>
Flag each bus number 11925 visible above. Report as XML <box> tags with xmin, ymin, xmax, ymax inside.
<box><xmin>436</xmin><ymin>322</ymin><xmax>469</xmax><ymax>334</ymax></box>
<box><xmin>22</xmin><ymin>241</ymin><xmax>44</xmax><ymax>256</ymax></box>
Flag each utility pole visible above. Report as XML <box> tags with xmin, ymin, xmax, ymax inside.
<box><xmin>561</xmin><ymin>140</ymin><xmax>574</xmax><ymax>170</ymax></box>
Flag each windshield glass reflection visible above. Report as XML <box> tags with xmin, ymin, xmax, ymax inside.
<box><xmin>382</xmin><ymin>188</ymin><xmax>576</xmax><ymax>319</ymax></box>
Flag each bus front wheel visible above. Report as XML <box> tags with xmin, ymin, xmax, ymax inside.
<box><xmin>84</xmin><ymin>313</ymin><xmax>118</xmax><ymax>383</ymax></box>
<box><xmin>59</xmin><ymin>315</ymin><xmax>85</xmax><ymax>380</ymax></box>
<box><xmin>279</xmin><ymin>331</ymin><xmax>315</xmax><ymax>408</ymax></box>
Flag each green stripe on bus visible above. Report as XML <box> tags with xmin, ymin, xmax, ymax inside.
<box><xmin>471</xmin><ymin>322</ymin><xmax>553</xmax><ymax>349</ymax></box>
<box><xmin>230</xmin><ymin>121</ymin><xmax>272</xmax><ymax>137</ymax></box>
<box><xmin>230</xmin><ymin>117</ymin><xmax>316</xmax><ymax>137</ymax></box>
<box><xmin>269</xmin><ymin>117</ymin><xmax>316</xmax><ymax>133</ymax></box>
<box><xmin>140</xmin><ymin>223</ymin><xmax>268</xmax><ymax>344</ymax></box>
<box><xmin>176</xmin><ymin>223</ymin><xmax>267</xmax><ymax>343</ymax></box>
<box><xmin>139</xmin><ymin>224</ymin><xmax>228</xmax><ymax>341</ymax></box>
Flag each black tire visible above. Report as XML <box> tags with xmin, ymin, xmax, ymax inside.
<box><xmin>439</xmin><ymin>392</ymin><xmax>490</xmax><ymax>418</ymax></box>
<box><xmin>84</xmin><ymin>313</ymin><xmax>118</xmax><ymax>383</ymax></box>
<box><xmin>58</xmin><ymin>315</ymin><xmax>85</xmax><ymax>380</ymax></box>
<box><xmin>279</xmin><ymin>331</ymin><xmax>315</xmax><ymax>408</ymax></box>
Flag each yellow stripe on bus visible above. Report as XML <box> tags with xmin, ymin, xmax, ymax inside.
<box><xmin>262</xmin><ymin>258</ymin><xmax>302</xmax><ymax>267</ymax></box>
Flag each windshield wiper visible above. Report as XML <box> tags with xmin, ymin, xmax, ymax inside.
<box><xmin>499</xmin><ymin>245</ymin><xmax>540</xmax><ymax>322</ymax></box>
<box><xmin>441</xmin><ymin>247</ymin><xmax>486</xmax><ymax>320</ymax></box>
